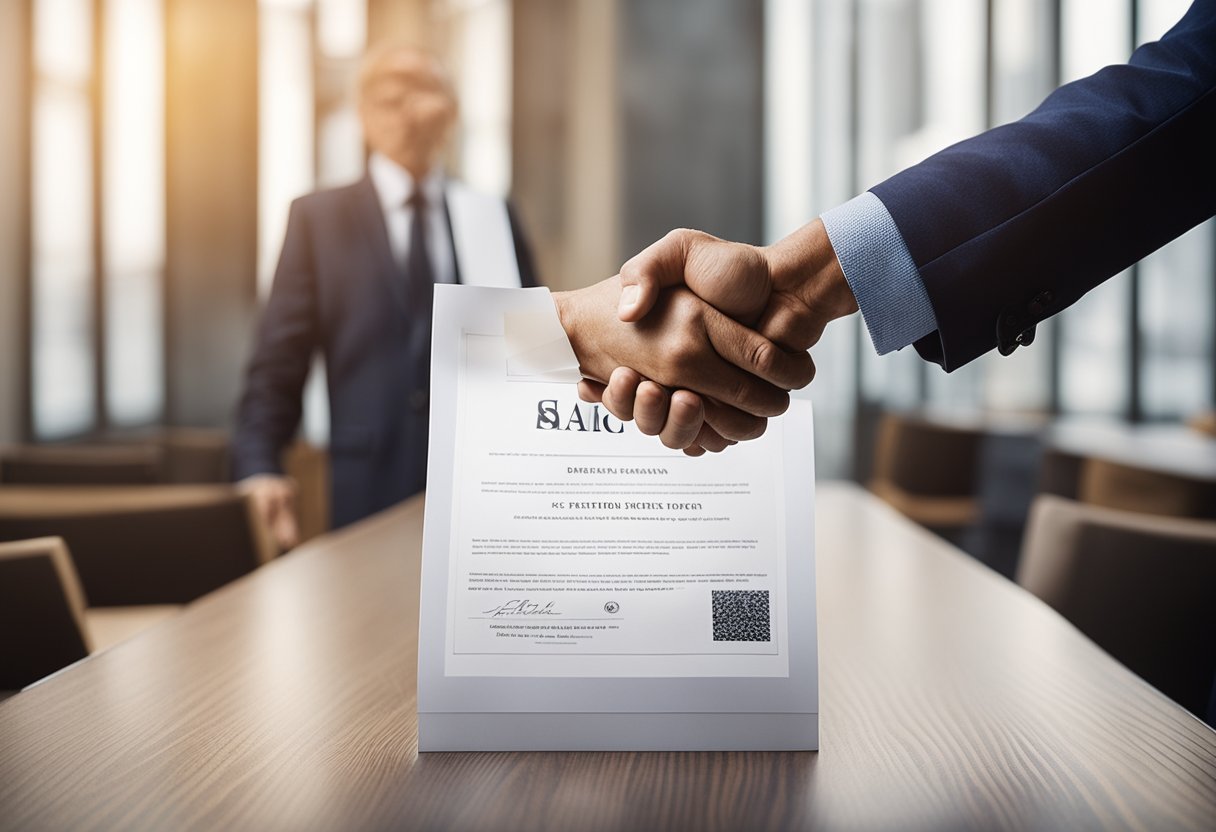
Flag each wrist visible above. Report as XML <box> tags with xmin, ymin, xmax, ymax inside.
<box><xmin>764</xmin><ymin>218</ymin><xmax>858</xmax><ymax>323</ymax></box>
<box><xmin>551</xmin><ymin>284</ymin><xmax>610</xmax><ymax>382</ymax></box>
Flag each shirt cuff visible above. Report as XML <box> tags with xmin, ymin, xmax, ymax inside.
<box><xmin>820</xmin><ymin>191</ymin><xmax>938</xmax><ymax>355</ymax></box>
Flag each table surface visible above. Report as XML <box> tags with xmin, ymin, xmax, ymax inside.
<box><xmin>2</xmin><ymin>482</ymin><xmax>1214</xmax><ymax>832</ymax></box>
<box><xmin>1045</xmin><ymin>420</ymin><xmax>1216</xmax><ymax>482</ymax></box>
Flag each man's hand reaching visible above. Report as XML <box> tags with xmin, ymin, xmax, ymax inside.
<box><xmin>583</xmin><ymin>219</ymin><xmax>858</xmax><ymax>453</ymax></box>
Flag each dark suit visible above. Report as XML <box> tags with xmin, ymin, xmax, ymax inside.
<box><xmin>871</xmin><ymin>0</ymin><xmax>1216</xmax><ymax>371</ymax></box>
<box><xmin>233</xmin><ymin>176</ymin><xmax>538</xmax><ymax>528</ymax></box>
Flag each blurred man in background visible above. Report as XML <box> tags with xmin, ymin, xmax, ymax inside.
<box><xmin>234</xmin><ymin>44</ymin><xmax>538</xmax><ymax>548</ymax></box>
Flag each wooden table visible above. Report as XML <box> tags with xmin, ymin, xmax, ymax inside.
<box><xmin>2</xmin><ymin>483</ymin><xmax>1214</xmax><ymax>831</ymax></box>
<box><xmin>1046</xmin><ymin>419</ymin><xmax>1216</xmax><ymax>483</ymax></box>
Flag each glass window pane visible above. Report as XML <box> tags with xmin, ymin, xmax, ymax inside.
<box><xmin>892</xmin><ymin>0</ymin><xmax>985</xmax><ymax>169</ymax></box>
<box><xmin>991</xmin><ymin>0</ymin><xmax>1056</xmax><ymax>123</ymax></box>
<box><xmin>1060</xmin><ymin>276</ymin><xmax>1130</xmax><ymax>415</ymax></box>
<box><xmin>32</xmin><ymin>85</ymin><xmax>95</xmax><ymax>438</ymax></box>
<box><xmin>1137</xmin><ymin>0</ymin><xmax>1193</xmax><ymax>44</ymax></box>
<box><xmin>104</xmin><ymin>0</ymin><xmax>165</xmax><ymax>425</ymax></box>
<box><xmin>1057</xmin><ymin>0</ymin><xmax>1131</xmax><ymax>418</ymax></box>
<box><xmin>449</xmin><ymin>0</ymin><xmax>512</xmax><ymax>197</ymax></box>
<box><xmin>1140</xmin><ymin>221</ymin><xmax>1214</xmax><ymax>419</ymax></box>
<box><xmin>105</xmin><ymin>269</ymin><xmax>163</xmax><ymax>424</ymax></box>
<box><xmin>1061</xmin><ymin>0</ymin><xmax>1130</xmax><ymax>83</ymax></box>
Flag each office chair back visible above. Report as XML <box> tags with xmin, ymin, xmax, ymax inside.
<box><xmin>868</xmin><ymin>412</ymin><xmax>985</xmax><ymax>530</ymax></box>
<box><xmin>1080</xmin><ymin>458</ymin><xmax>1216</xmax><ymax>521</ymax></box>
<box><xmin>0</xmin><ymin>486</ymin><xmax>275</xmax><ymax>606</ymax></box>
<box><xmin>0</xmin><ymin>445</ymin><xmax>162</xmax><ymax>485</ymax></box>
<box><xmin>0</xmin><ymin>537</ymin><xmax>92</xmax><ymax>690</ymax></box>
<box><xmin>1036</xmin><ymin>447</ymin><xmax>1086</xmax><ymax>500</ymax></box>
<box><xmin>159</xmin><ymin>429</ymin><xmax>231</xmax><ymax>483</ymax></box>
<box><xmin>872</xmin><ymin>413</ymin><xmax>984</xmax><ymax>497</ymax></box>
<box><xmin>1018</xmin><ymin>495</ymin><xmax>1216</xmax><ymax>717</ymax></box>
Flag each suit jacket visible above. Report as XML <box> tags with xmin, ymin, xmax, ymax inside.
<box><xmin>233</xmin><ymin>176</ymin><xmax>539</xmax><ymax>528</ymax></box>
<box><xmin>870</xmin><ymin>0</ymin><xmax>1216</xmax><ymax>371</ymax></box>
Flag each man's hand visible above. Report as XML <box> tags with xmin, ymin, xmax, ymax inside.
<box><xmin>592</xmin><ymin>220</ymin><xmax>858</xmax><ymax>452</ymax></box>
<box><xmin>618</xmin><ymin>219</ymin><xmax>856</xmax><ymax>350</ymax></box>
<box><xmin>552</xmin><ymin>277</ymin><xmax>815</xmax><ymax>450</ymax></box>
<box><xmin>238</xmin><ymin>474</ymin><xmax>300</xmax><ymax>552</ymax></box>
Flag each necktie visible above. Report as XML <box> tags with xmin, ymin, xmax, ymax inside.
<box><xmin>406</xmin><ymin>190</ymin><xmax>435</xmax><ymax>424</ymax></box>
<box><xmin>406</xmin><ymin>190</ymin><xmax>435</xmax><ymax>301</ymax></box>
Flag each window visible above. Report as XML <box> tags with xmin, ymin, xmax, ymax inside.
<box><xmin>30</xmin><ymin>0</ymin><xmax>168</xmax><ymax>438</ymax></box>
<box><xmin>103</xmin><ymin>0</ymin><xmax>165</xmax><ymax>427</ymax></box>
<box><xmin>764</xmin><ymin>0</ymin><xmax>1215</xmax><ymax>478</ymax></box>
<box><xmin>32</xmin><ymin>0</ymin><xmax>96</xmax><ymax>439</ymax></box>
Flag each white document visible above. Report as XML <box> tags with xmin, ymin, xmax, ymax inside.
<box><xmin>418</xmin><ymin>285</ymin><xmax>818</xmax><ymax>751</ymax></box>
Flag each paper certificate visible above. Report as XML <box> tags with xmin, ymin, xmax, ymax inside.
<box><xmin>446</xmin><ymin>333</ymin><xmax>789</xmax><ymax>677</ymax></box>
<box><xmin>417</xmin><ymin>285</ymin><xmax>818</xmax><ymax>752</ymax></box>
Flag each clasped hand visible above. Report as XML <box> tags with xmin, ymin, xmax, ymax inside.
<box><xmin>556</xmin><ymin>219</ymin><xmax>857</xmax><ymax>455</ymax></box>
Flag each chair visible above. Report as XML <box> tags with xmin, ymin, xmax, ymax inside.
<box><xmin>0</xmin><ymin>537</ymin><xmax>92</xmax><ymax>690</ymax></box>
<box><xmin>0</xmin><ymin>444</ymin><xmax>162</xmax><ymax>485</ymax></box>
<box><xmin>1017</xmin><ymin>495</ymin><xmax>1216</xmax><ymax>718</ymax></box>
<box><xmin>0</xmin><ymin>486</ymin><xmax>276</xmax><ymax>605</ymax></box>
<box><xmin>1080</xmin><ymin>458</ymin><xmax>1216</xmax><ymax>521</ymax></box>
<box><xmin>283</xmin><ymin>441</ymin><xmax>331</xmax><ymax>545</ymax></box>
<box><xmin>868</xmin><ymin>412</ymin><xmax>984</xmax><ymax>530</ymax></box>
<box><xmin>159</xmin><ymin>429</ymin><xmax>232</xmax><ymax>484</ymax></box>
<box><xmin>1036</xmin><ymin>447</ymin><xmax>1086</xmax><ymax>500</ymax></box>
<box><xmin>1187</xmin><ymin>411</ymin><xmax>1216</xmax><ymax>438</ymax></box>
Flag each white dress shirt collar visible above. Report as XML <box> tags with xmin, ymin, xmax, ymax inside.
<box><xmin>368</xmin><ymin>152</ymin><xmax>446</xmax><ymax>212</ymax></box>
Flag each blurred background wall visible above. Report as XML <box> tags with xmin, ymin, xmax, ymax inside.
<box><xmin>2</xmin><ymin>0</ymin><xmax>1213</xmax><ymax>481</ymax></box>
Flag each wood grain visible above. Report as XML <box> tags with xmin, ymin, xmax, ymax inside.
<box><xmin>1</xmin><ymin>483</ymin><xmax>1214</xmax><ymax>831</ymax></box>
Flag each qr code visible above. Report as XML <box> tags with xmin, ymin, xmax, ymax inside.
<box><xmin>711</xmin><ymin>590</ymin><xmax>771</xmax><ymax>642</ymax></box>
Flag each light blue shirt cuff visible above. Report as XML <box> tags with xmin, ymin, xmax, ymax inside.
<box><xmin>820</xmin><ymin>192</ymin><xmax>938</xmax><ymax>355</ymax></box>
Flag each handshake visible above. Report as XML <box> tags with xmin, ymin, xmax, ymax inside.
<box><xmin>552</xmin><ymin>218</ymin><xmax>859</xmax><ymax>455</ymax></box>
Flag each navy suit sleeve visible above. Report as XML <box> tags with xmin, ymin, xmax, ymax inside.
<box><xmin>231</xmin><ymin>198</ymin><xmax>320</xmax><ymax>479</ymax></box>
<box><xmin>870</xmin><ymin>0</ymin><xmax>1216</xmax><ymax>371</ymax></box>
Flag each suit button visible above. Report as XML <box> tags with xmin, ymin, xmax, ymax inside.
<box><xmin>410</xmin><ymin>390</ymin><xmax>429</xmax><ymax>411</ymax></box>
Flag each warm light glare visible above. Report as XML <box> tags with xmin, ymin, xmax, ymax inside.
<box><xmin>258</xmin><ymin>5</ymin><xmax>316</xmax><ymax>297</ymax></box>
<box><xmin>317</xmin><ymin>107</ymin><xmax>364</xmax><ymax>189</ymax></box>
<box><xmin>317</xmin><ymin>0</ymin><xmax>367</xmax><ymax>59</ymax></box>
<box><xmin>453</xmin><ymin>0</ymin><xmax>512</xmax><ymax>197</ymax></box>
<box><xmin>34</xmin><ymin>0</ymin><xmax>92</xmax><ymax>82</ymax></box>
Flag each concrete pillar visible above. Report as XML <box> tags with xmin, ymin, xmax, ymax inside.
<box><xmin>0</xmin><ymin>0</ymin><xmax>30</xmax><ymax>443</ymax></box>
<box><xmin>512</xmin><ymin>0</ymin><xmax>621</xmax><ymax>291</ymax></box>
<box><xmin>618</xmin><ymin>0</ymin><xmax>765</xmax><ymax>254</ymax></box>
